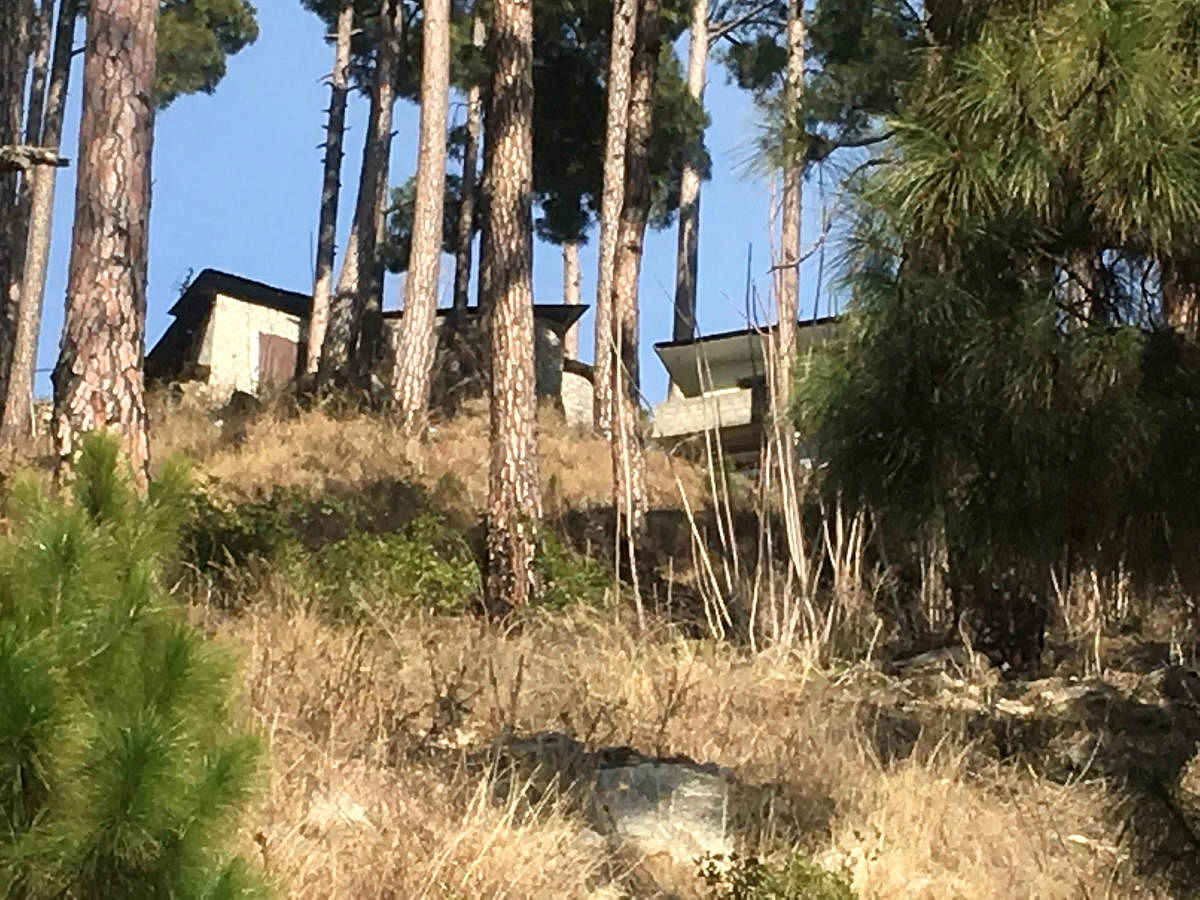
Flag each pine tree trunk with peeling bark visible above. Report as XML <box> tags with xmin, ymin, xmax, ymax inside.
<box><xmin>774</xmin><ymin>0</ymin><xmax>804</xmax><ymax>416</ymax></box>
<box><xmin>0</xmin><ymin>0</ymin><xmax>33</xmax><ymax>425</ymax></box>
<box><xmin>609</xmin><ymin>0</ymin><xmax>660</xmax><ymax>539</ymax></box>
<box><xmin>306</xmin><ymin>0</ymin><xmax>354</xmax><ymax>376</ymax></box>
<box><xmin>320</xmin><ymin>0</ymin><xmax>398</xmax><ymax>390</ymax></box>
<box><xmin>481</xmin><ymin>0</ymin><xmax>540</xmax><ymax>613</ymax></box>
<box><xmin>593</xmin><ymin>0</ymin><xmax>636</xmax><ymax>438</ymax></box>
<box><xmin>672</xmin><ymin>0</ymin><xmax>706</xmax><ymax>353</ymax></box>
<box><xmin>562</xmin><ymin>239</ymin><xmax>581</xmax><ymax>359</ymax></box>
<box><xmin>452</xmin><ymin>12</ymin><xmax>484</xmax><ymax>319</ymax></box>
<box><xmin>392</xmin><ymin>0</ymin><xmax>450</xmax><ymax>436</ymax></box>
<box><xmin>0</xmin><ymin>0</ymin><xmax>77</xmax><ymax>444</ymax></box>
<box><xmin>53</xmin><ymin>0</ymin><xmax>155</xmax><ymax>491</ymax></box>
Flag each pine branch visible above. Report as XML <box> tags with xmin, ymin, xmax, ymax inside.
<box><xmin>709</xmin><ymin>0</ymin><xmax>781</xmax><ymax>43</ymax></box>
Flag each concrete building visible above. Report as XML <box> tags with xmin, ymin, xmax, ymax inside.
<box><xmin>145</xmin><ymin>269</ymin><xmax>591</xmax><ymax>422</ymax></box>
<box><xmin>650</xmin><ymin>317</ymin><xmax>839</xmax><ymax>467</ymax></box>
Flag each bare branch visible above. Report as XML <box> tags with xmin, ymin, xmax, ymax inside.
<box><xmin>0</xmin><ymin>145</ymin><xmax>69</xmax><ymax>171</ymax></box>
<box><xmin>708</xmin><ymin>0</ymin><xmax>780</xmax><ymax>43</ymax></box>
<box><xmin>768</xmin><ymin>158</ymin><xmax>886</xmax><ymax>272</ymax></box>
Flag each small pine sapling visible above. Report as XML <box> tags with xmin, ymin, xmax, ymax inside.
<box><xmin>0</xmin><ymin>434</ymin><xmax>267</xmax><ymax>899</ymax></box>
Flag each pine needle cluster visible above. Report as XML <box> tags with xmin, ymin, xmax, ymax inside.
<box><xmin>0</xmin><ymin>435</ymin><xmax>266</xmax><ymax>899</ymax></box>
<box><xmin>798</xmin><ymin>0</ymin><xmax>1200</xmax><ymax>594</ymax></box>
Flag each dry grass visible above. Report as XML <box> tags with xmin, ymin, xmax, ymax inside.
<box><xmin>152</xmin><ymin>393</ymin><xmax>703</xmax><ymax>511</ymax></box>
<box><xmin>118</xmin><ymin>393</ymin><xmax>1194</xmax><ymax>897</ymax></box>
<box><xmin>206</xmin><ymin>602</ymin><xmax>1151</xmax><ymax>899</ymax></box>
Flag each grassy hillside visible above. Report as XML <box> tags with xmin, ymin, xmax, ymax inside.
<box><xmin>5</xmin><ymin>392</ymin><xmax>1197</xmax><ymax>897</ymax></box>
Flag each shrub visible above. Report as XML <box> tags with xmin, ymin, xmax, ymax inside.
<box><xmin>179</xmin><ymin>481</ymin><xmax>611</xmax><ymax>619</ymax></box>
<box><xmin>180</xmin><ymin>487</ymin><xmax>298</xmax><ymax>574</ymax></box>
<box><xmin>0</xmin><ymin>435</ymin><xmax>265</xmax><ymax>898</ymax></box>
<box><xmin>699</xmin><ymin>852</ymin><xmax>856</xmax><ymax>900</ymax></box>
<box><xmin>534</xmin><ymin>530</ymin><xmax>610</xmax><ymax>610</ymax></box>
<box><xmin>291</xmin><ymin>513</ymin><xmax>483</xmax><ymax>619</ymax></box>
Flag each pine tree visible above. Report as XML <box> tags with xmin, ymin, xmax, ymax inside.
<box><xmin>1</xmin><ymin>0</ymin><xmax>76</xmax><ymax>445</ymax></box>
<box><xmin>0</xmin><ymin>0</ymin><xmax>33</xmax><ymax>432</ymax></box>
<box><xmin>609</xmin><ymin>0</ymin><xmax>662</xmax><ymax>542</ymax></box>
<box><xmin>306</xmin><ymin>0</ymin><xmax>354</xmax><ymax>376</ymax></box>
<box><xmin>773</xmin><ymin>0</ymin><xmax>803</xmax><ymax>415</ymax></box>
<box><xmin>53</xmin><ymin>0</ymin><xmax>157</xmax><ymax>491</ymax></box>
<box><xmin>0</xmin><ymin>434</ymin><xmax>265</xmax><ymax>898</ymax></box>
<box><xmin>453</xmin><ymin>10</ymin><xmax>485</xmax><ymax>318</ymax></box>
<box><xmin>482</xmin><ymin>0</ymin><xmax>540</xmax><ymax>613</ymax></box>
<box><xmin>320</xmin><ymin>0</ymin><xmax>400</xmax><ymax>390</ymax></box>
<box><xmin>392</xmin><ymin>0</ymin><xmax>451</xmax><ymax>436</ymax></box>
<box><xmin>799</xmin><ymin>0</ymin><xmax>1200</xmax><ymax>600</ymax></box>
<box><xmin>562</xmin><ymin>238</ymin><xmax>581</xmax><ymax>358</ymax></box>
<box><xmin>671</xmin><ymin>0</ymin><xmax>707</xmax><ymax>359</ymax></box>
<box><xmin>593</xmin><ymin>0</ymin><xmax>636</xmax><ymax>439</ymax></box>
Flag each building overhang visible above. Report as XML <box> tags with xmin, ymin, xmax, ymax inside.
<box><xmin>654</xmin><ymin>316</ymin><xmax>840</xmax><ymax>398</ymax></box>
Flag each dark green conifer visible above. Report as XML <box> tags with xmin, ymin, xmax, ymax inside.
<box><xmin>0</xmin><ymin>435</ymin><xmax>266</xmax><ymax>899</ymax></box>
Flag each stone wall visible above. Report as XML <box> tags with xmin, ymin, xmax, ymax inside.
<box><xmin>651</xmin><ymin>387</ymin><xmax>756</xmax><ymax>439</ymax></box>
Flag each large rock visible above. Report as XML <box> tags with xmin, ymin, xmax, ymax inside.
<box><xmin>590</xmin><ymin>759</ymin><xmax>734</xmax><ymax>865</ymax></box>
<box><xmin>487</xmin><ymin>732</ymin><xmax>734</xmax><ymax>866</ymax></box>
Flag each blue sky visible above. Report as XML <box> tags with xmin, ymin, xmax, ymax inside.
<box><xmin>37</xmin><ymin>4</ymin><xmax>832</xmax><ymax>403</ymax></box>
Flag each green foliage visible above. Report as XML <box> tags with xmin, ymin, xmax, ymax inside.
<box><xmin>720</xmin><ymin>0</ymin><xmax>922</xmax><ymax>169</ymax></box>
<box><xmin>180</xmin><ymin>486</ymin><xmax>306</xmax><ymax>577</ymax></box>
<box><xmin>289</xmin><ymin>513</ymin><xmax>482</xmax><ymax>619</ymax></box>
<box><xmin>179</xmin><ymin>480</ymin><xmax>604</xmax><ymax>617</ymax></box>
<box><xmin>529</xmin><ymin>2</ymin><xmax>711</xmax><ymax>244</ymax></box>
<box><xmin>383</xmin><ymin>173</ymin><xmax>468</xmax><ymax>274</ymax></box>
<box><xmin>533</xmin><ymin>530</ymin><xmax>609</xmax><ymax>610</ymax></box>
<box><xmin>699</xmin><ymin>852</ymin><xmax>856</xmax><ymax>900</ymax></box>
<box><xmin>798</xmin><ymin>0</ymin><xmax>1200</xmax><ymax>594</ymax></box>
<box><xmin>157</xmin><ymin>0</ymin><xmax>260</xmax><ymax>108</ymax></box>
<box><xmin>355</xmin><ymin>0</ymin><xmax>711</xmax><ymax>251</ymax></box>
<box><xmin>0</xmin><ymin>434</ymin><xmax>265</xmax><ymax>898</ymax></box>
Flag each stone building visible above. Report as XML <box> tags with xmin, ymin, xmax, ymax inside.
<box><xmin>650</xmin><ymin>317</ymin><xmax>839</xmax><ymax>467</ymax></box>
<box><xmin>145</xmin><ymin>268</ymin><xmax>591</xmax><ymax>421</ymax></box>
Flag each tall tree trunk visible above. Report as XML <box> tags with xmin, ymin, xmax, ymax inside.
<box><xmin>19</xmin><ymin>0</ymin><xmax>54</xmax><ymax>187</ymax></box>
<box><xmin>53</xmin><ymin>0</ymin><xmax>155</xmax><ymax>491</ymax></box>
<box><xmin>0</xmin><ymin>0</ymin><xmax>33</xmax><ymax>425</ymax></box>
<box><xmin>610</xmin><ymin>0</ymin><xmax>660</xmax><ymax>540</ymax></box>
<box><xmin>481</xmin><ymin>0</ymin><xmax>539</xmax><ymax>613</ymax></box>
<box><xmin>320</xmin><ymin>0</ymin><xmax>398</xmax><ymax>389</ymax></box>
<box><xmin>392</xmin><ymin>0</ymin><xmax>450</xmax><ymax>436</ymax></box>
<box><xmin>562</xmin><ymin>238</ymin><xmax>581</xmax><ymax>359</ymax></box>
<box><xmin>671</xmin><ymin>0</ymin><xmax>706</xmax><ymax>361</ymax></box>
<box><xmin>1</xmin><ymin>0</ymin><xmax>77</xmax><ymax>444</ymax></box>
<box><xmin>452</xmin><ymin>12</ymin><xmax>484</xmax><ymax>318</ymax></box>
<box><xmin>321</xmin><ymin>211</ymin><xmax>360</xmax><ymax>383</ymax></box>
<box><xmin>593</xmin><ymin>0</ymin><xmax>636</xmax><ymax>438</ymax></box>
<box><xmin>351</xmin><ymin>0</ymin><xmax>399</xmax><ymax>388</ymax></box>
<box><xmin>774</xmin><ymin>0</ymin><xmax>803</xmax><ymax>415</ymax></box>
<box><xmin>306</xmin><ymin>0</ymin><xmax>354</xmax><ymax>376</ymax></box>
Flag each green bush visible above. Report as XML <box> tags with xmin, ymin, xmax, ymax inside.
<box><xmin>290</xmin><ymin>513</ymin><xmax>482</xmax><ymax>619</ymax></box>
<box><xmin>534</xmin><ymin>530</ymin><xmax>610</xmax><ymax>610</ymax></box>
<box><xmin>179</xmin><ymin>485</ymin><xmax>316</xmax><ymax>575</ymax></box>
<box><xmin>179</xmin><ymin>481</ymin><xmax>610</xmax><ymax>619</ymax></box>
<box><xmin>699</xmin><ymin>852</ymin><xmax>856</xmax><ymax>900</ymax></box>
<box><xmin>0</xmin><ymin>435</ymin><xmax>265</xmax><ymax>898</ymax></box>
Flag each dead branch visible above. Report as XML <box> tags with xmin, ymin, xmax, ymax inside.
<box><xmin>0</xmin><ymin>145</ymin><xmax>68</xmax><ymax>172</ymax></box>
